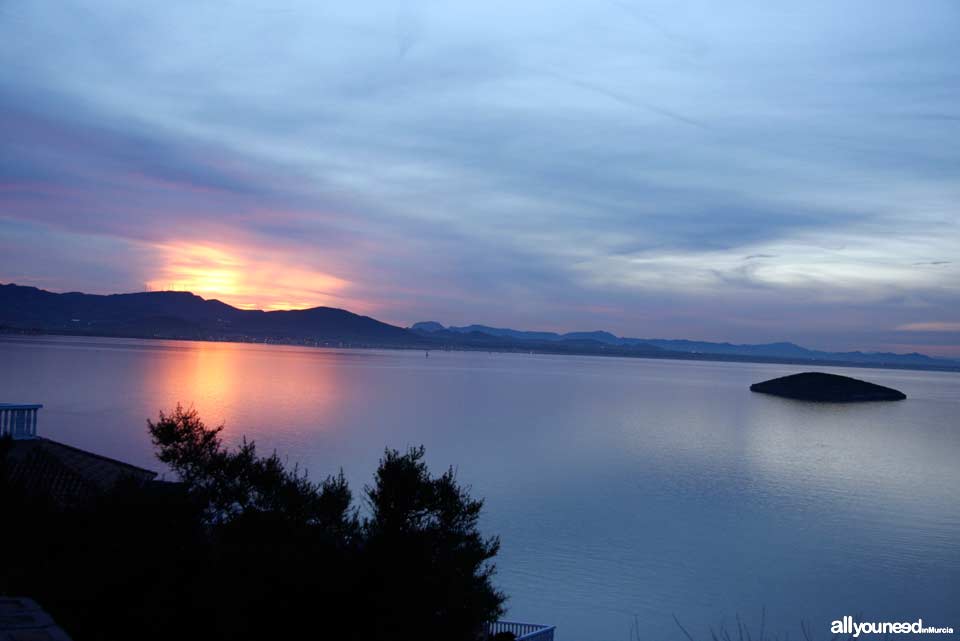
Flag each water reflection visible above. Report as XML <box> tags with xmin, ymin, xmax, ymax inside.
<box><xmin>140</xmin><ymin>341</ymin><xmax>351</xmax><ymax>456</ymax></box>
<box><xmin>0</xmin><ymin>336</ymin><xmax>958</xmax><ymax>641</ymax></box>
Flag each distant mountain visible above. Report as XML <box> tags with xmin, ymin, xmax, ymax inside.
<box><xmin>631</xmin><ymin>338</ymin><xmax>948</xmax><ymax>367</ymax></box>
<box><xmin>410</xmin><ymin>321</ymin><xmax>445</xmax><ymax>332</ymax></box>
<box><xmin>438</xmin><ymin>324</ymin><xmax>565</xmax><ymax>342</ymax></box>
<box><xmin>0</xmin><ymin>283</ymin><xmax>417</xmax><ymax>345</ymax></box>
<box><xmin>412</xmin><ymin>321</ymin><xmax>957</xmax><ymax>368</ymax></box>
<box><xmin>2</xmin><ymin>284</ymin><xmax>954</xmax><ymax>370</ymax></box>
<box><xmin>563</xmin><ymin>331</ymin><xmax>622</xmax><ymax>344</ymax></box>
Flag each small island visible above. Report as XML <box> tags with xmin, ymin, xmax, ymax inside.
<box><xmin>750</xmin><ymin>372</ymin><xmax>906</xmax><ymax>402</ymax></box>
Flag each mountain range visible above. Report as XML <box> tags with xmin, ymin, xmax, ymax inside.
<box><xmin>0</xmin><ymin>283</ymin><xmax>413</xmax><ymax>345</ymax></box>
<box><xmin>1</xmin><ymin>283</ymin><xmax>955</xmax><ymax>370</ymax></box>
<box><xmin>411</xmin><ymin>323</ymin><xmax>956</xmax><ymax>367</ymax></box>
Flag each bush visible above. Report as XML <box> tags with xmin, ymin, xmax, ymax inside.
<box><xmin>0</xmin><ymin>406</ymin><xmax>505</xmax><ymax>641</ymax></box>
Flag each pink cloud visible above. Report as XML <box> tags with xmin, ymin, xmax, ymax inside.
<box><xmin>896</xmin><ymin>322</ymin><xmax>960</xmax><ymax>332</ymax></box>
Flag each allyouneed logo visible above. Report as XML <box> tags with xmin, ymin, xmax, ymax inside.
<box><xmin>832</xmin><ymin>616</ymin><xmax>955</xmax><ymax>637</ymax></box>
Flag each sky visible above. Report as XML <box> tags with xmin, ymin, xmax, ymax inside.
<box><xmin>1</xmin><ymin>1</ymin><xmax>958</xmax><ymax>356</ymax></box>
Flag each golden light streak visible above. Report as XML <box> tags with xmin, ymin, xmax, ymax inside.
<box><xmin>144</xmin><ymin>340</ymin><xmax>344</xmax><ymax>435</ymax></box>
<box><xmin>146</xmin><ymin>242</ymin><xmax>350</xmax><ymax>310</ymax></box>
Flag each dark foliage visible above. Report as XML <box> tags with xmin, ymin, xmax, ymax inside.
<box><xmin>0</xmin><ymin>407</ymin><xmax>505</xmax><ymax>641</ymax></box>
<box><xmin>363</xmin><ymin>446</ymin><xmax>504</xmax><ymax>640</ymax></box>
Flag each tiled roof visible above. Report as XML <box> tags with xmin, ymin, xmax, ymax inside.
<box><xmin>3</xmin><ymin>438</ymin><xmax>157</xmax><ymax>506</ymax></box>
<box><xmin>0</xmin><ymin>597</ymin><xmax>73</xmax><ymax>641</ymax></box>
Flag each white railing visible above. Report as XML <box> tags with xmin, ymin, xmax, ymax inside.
<box><xmin>0</xmin><ymin>404</ymin><xmax>42</xmax><ymax>440</ymax></box>
<box><xmin>488</xmin><ymin>620</ymin><xmax>556</xmax><ymax>641</ymax></box>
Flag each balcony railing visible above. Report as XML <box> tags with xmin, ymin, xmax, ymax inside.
<box><xmin>0</xmin><ymin>404</ymin><xmax>42</xmax><ymax>440</ymax></box>
<box><xmin>487</xmin><ymin>620</ymin><xmax>556</xmax><ymax>641</ymax></box>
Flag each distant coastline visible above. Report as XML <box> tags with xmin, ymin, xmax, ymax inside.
<box><xmin>2</xmin><ymin>283</ymin><xmax>956</xmax><ymax>373</ymax></box>
<box><xmin>3</xmin><ymin>328</ymin><xmax>958</xmax><ymax>374</ymax></box>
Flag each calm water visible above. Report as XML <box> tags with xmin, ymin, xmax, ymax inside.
<box><xmin>2</xmin><ymin>335</ymin><xmax>958</xmax><ymax>640</ymax></box>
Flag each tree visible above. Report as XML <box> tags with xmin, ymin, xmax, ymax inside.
<box><xmin>148</xmin><ymin>405</ymin><xmax>356</xmax><ymax>535</ymax></box>
<box><xmin>363</xmin><ymin>446</ymin><xmax>506</xmax><ymax>640</ymax></box>
<box><xmin>145</xmin><ymin>405</ymin><xmax>505</xmax><ymax>640</ymax></box>
<box><xmin>2</xmin><ymin>408</ymin><xmax>506</xmax><ymax>640</ymax></box>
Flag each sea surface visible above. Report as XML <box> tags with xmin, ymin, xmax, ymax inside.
<box><xmin>1</xmin><ymin>335</ymin><xmax>958</xmax><ymax>640</ymax></box>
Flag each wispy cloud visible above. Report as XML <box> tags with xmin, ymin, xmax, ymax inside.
<box><xmin>897</xmin><ymin>322</ymin><xmax>960</xmax><ymax>332</ymax></box>
<box><xmin>0</xmin><ymin>0</ymin><xmax>958</xmax><ymax>354</ymax></box>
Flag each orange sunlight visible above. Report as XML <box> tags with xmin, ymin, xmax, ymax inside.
<box><xmin>143</xmin><ymin>340</ymin><xmax>344</xmax><ymax>436</ymax></box>
<box><xmin>145</xmin><ymin>242</ymin><xmax>351</xmax><ymax>311</ymax></box>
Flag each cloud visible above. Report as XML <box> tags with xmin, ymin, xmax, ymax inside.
<box><xmin>896</xmin><ymin>322</ymin><xmax>960</xmax><ymax>332</ymax></box>
<box><xmin>145</xmin><ymin>242</ymin><xmax>352</xmax><ymax>311</ymax></box>
<box><xmin>0</xmin><ymin>0</ymin><xmax>958</xmax><ymax>354</ymax></box>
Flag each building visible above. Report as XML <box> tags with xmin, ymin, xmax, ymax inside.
<box><xmin>0</xmin><ymin>403</ymin><xmax>157</xmax><ymax>507</ymax></box>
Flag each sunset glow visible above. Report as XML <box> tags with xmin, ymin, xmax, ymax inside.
<box><xmin>3</xmin><ymin>4</ymin><xmax>960</xmax><ymax>641</ymax></box>
<box><xmin>1</xmin><ymin>0</ymin><xmax>957</xmax><ymax>354</ymax></box>
<box><xmin>144</xmin><ymin>340</ymin><xmax>344</xmax><ymax>433</ymax></box>
<box><xmin>145</xmin><ymin>242</ymin><xmax>350</xmax><ymax>311</ymax></box>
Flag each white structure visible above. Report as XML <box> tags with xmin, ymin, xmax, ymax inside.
<box><xmin>0</xmin><ymin>404</ymin><xmax>42</xmax><ymax>440</ymax></box>
<box><xmin>487</xmin><ymin>621</ymin><xmax>555</xmax><ymax>641</ymax></box>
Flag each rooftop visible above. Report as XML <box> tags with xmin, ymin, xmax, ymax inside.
<box><xmin>0</xmin><ymin>597</ymin><xmax>73</xmax><ymax>641</ymax></box>
<box><xmin>3</xmin><ymin>437</ymin><xmax>157</xmax><ymax>506</ymax></box>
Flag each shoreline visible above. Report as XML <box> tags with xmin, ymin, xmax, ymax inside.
<box><xmin>3</xmin><ymin>328</ymin><xmax>958</xmax><ymax>374</ymax></box>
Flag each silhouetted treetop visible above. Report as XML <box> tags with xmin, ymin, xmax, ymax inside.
<box><xmin>149</xmin><ymin>404</ymin><xmax>356</xmax><ymax>534</ymax></box>
<box><xmin>131</xmin><ymin>406</ymin><xmax>506</xmax><ymax>640</ymax></box>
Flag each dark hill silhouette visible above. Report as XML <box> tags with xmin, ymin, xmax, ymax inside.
<box><xmin>410</xmin><ymin>321</ymin><xmax>445</xmax><ymax>332</ymax></box>
<box><xmin>750</xmin><ymin>372</ymin><xmax>907</xmax><ymax>401</ymax></box>
<box><xmin>0</xmin><ymin>283</ymin><xmax>416</xmax><ymax>345</ymax></box>
<box><xmin>431</xmin><ymin>323</ymin><xmax>562</xmax><ymax>342</ymax></box>
<box><xmin>2</xmin><ymin>284</ymin><xmax>956</xmax><ymax>371</ymax></box>
<box><xmin>412</xmin><ymin>321</ymin><xmax>956</xmax><ymax>368</ymax></box>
